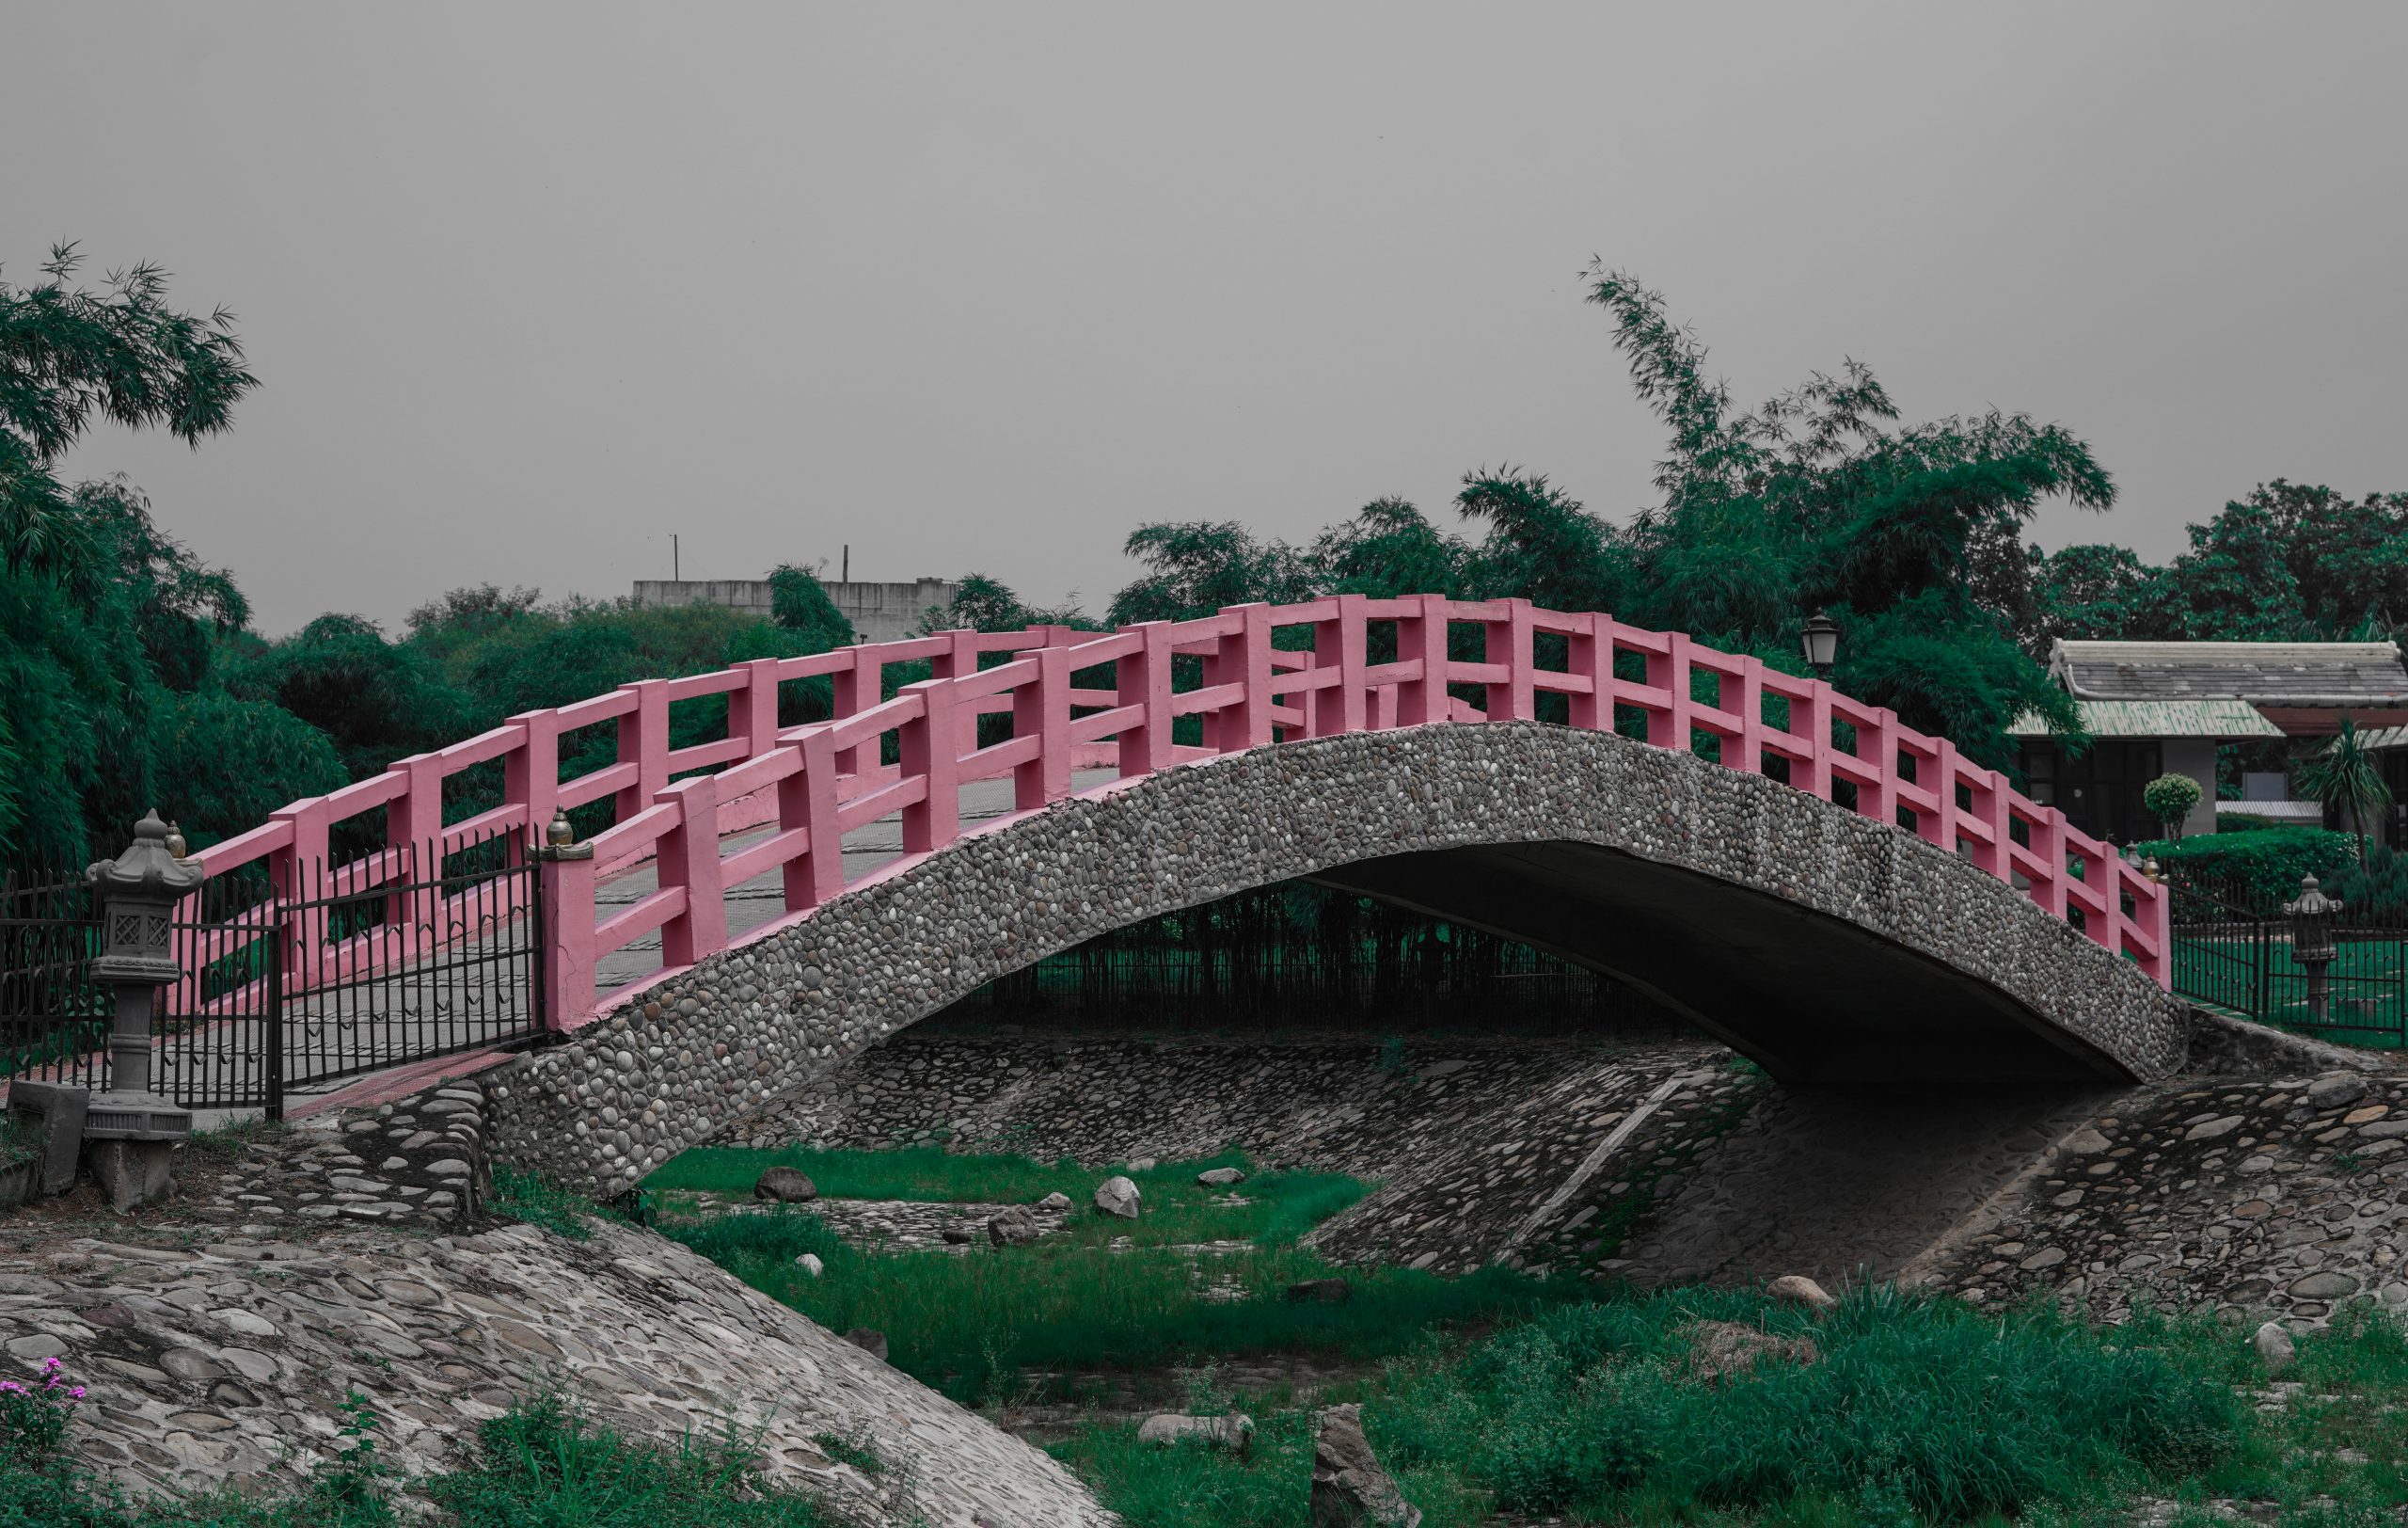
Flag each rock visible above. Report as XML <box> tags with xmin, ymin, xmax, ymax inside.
<box><xmin>1126</xmin><ymin>1157</ymin><xmax>1157</xmax><ymax>1173</ymax></box>
<box><xmin>1766</xmin><ymin>1274</ymin><xmax>1837</xmax><ymax>1313</ymax></box>
<box><xmin>1196</xmin><ymin>1167</ymin><xmax>1247</xmax><ymax>1186</ymax></box>
<box><xmin>754</xmin><ymin>1167</ymin><xmax>817</xmax><ymax>1203</ymax></box>
<box><xmin>941</xmin><ymin>1225</ymin><xmax>975</xmax><ymax>1245</ymax></box>
<box><xmin>2254</xmin><ymin>1320</ymin><xmax>2295</xmax><ymax>1372</ymax></box>
<box><xmin>1310</xmin><ymin>1403</ymin><xmax>1420</xmax><ymax>1528</ymax></box>
<box><xmin>987</xmin><ymin>1203</ymin><xmax>1041</xmax><ymax>1248</ymax></box>
<box><xmin>1037</xmin><ymin>1191</ymin><xmax>1072</xmax><ymax>1211</ymax></box>
<box><xmin>843</xmin><ymin>1328</ymin><xmax>889</xmax><ymax>1362</ymax></box>
<box><xmin>1285</xmin><ymin>1278</ymin><xmax>1354</xmax><ymax>1304</ymax></box>
<box><xmin>2290</xmin><ymin>1271</ymin><xmax>2360</xmax><ymax>1299</ymax></box>
<box><xmin>1137</xmin><ymin>1411</ymin><xmax>1254</xmax><ymax>1454</ymax></box>
<box><xmin>1094</xmin><ymin>1175</ymin><xmax>1142</xmax><ymax>1218</ymax></box>
<box><xmin>2305</xmin><ymin>1073</ymin><xmax>2370</xmax><ymax>1109</ymax></box>
<box><xmin>794</xmin><ymin>1253</ymin><xmax>824</xmax><ymax>1278</ymax></box>
<box><xmin>1685</xmin><ymin>1320</ymin><xmax>1820</xmax><ymax>1387</ymax></box>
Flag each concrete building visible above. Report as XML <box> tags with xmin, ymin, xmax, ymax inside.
<box><xmin>630</xmin><ymin>577</ymin><xmax>958</xmax><ymax>645</ymax></box>
<box><xmin>2011</xmin><ymin>640</ymin><xmax>2408</xmax><ymax>843</ymax></box>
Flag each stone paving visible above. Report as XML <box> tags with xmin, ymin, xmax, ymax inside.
<box><xmin>685</xmin><ymin>1192</ymin><xmax>1074</xmax><ymax>1253</ymax></box>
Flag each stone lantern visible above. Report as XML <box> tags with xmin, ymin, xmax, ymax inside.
<box><xmin>2284</xmin><ymin>873</ymin><xmax>2341</xmax><ymax>1024</ymax></box>
<box><xmin>81</xmin><ymin>809</ymin><xmax>200</xmax><ymax>1207</ymax></box>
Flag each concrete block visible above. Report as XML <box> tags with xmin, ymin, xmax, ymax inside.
<box><xmin>84</xmin><ymin>1138</ymin><xmax>173</xmax><ymax>1211</ymax></box>
<box><xmin>8</xmin><ymin>1080</ymin><xmax>90</xmax><ymax>1196</ymax></box>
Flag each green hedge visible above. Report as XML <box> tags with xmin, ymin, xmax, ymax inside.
<box><xmin>2131</xmin><ymin>827</ymin><xmax>2357</xmax><ymax>904</ymax></box>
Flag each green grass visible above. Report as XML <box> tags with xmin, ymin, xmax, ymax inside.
<box><xmin>1054</xmin><ymin>1284</ymin><xmax>2261</xmax><ymax>1528</ymax></box>
<box><xmin>2</xmin><ymin>1389</ymin><xmax>835</xmax><ymax>1527</ymax></box>
<box><xmin>650</xmin><ymin>1146</ymin><xmax>1369</xmax><ymax>1248</ymax></box>
<box><xmin>2175</xmin><ymin>936</ymin><xmax>2408</xmax><ymax>1047</ymax></box>
<box><xmin>487</xmin><ymin>1163</ymin><xmax>602</xmax><ymax>1241</ymax></box>
<box><xmin>663</xmin><ymin>1200</ymin><xmax>1572</xmax><ymax>1405</ymax></box>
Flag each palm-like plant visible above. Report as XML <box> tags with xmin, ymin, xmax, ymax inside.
<box><xmin>2294</xmin><ymin>717</ymin><xmax>2394</xmax><ymax>865</ymax></box>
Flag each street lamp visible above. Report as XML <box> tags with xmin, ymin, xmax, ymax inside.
<box><xmin>2285</xmin><ymin>873</ymin><xmax>2341</xmax><ymax>1025</ymax></box>
<box><xmin>1801</xmin><ymin>611</ymin><xmax>1841</xmax><ymax>677</ymax></box>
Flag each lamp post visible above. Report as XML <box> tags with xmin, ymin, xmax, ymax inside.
<box><xmin>80</xmin><ymin>810</ymin><xmax>202</xmax><ymax>1208</ymax></box>
<box><xmin>1801</xmin><ymin>611</ymin><xmax>1841</xmax><ymax>678</ymax></box>
<box><xmin>2285</xmin><ymin>873</ymin><xmax>2340</xmax><ymax>1025</ymax></box>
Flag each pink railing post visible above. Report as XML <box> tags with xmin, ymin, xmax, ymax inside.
<box><xmin>268</xmin><ymin>797</ymin><xmax>333</xmax><ymax>985</ymax></box>
<box><xmin>2140</xmin><ymin>875</ymin><xmax>2172</xmax><ymax>983</ymax></box>
<box><xmin>900</xmin><ymin>683</ymin><xmax>960</xmax><ymax>852</ymax></box>
<box><xmin>1647</xmin><ymin>632</ymin><xmax>1693</xmax><ymax>754</ymax></box>
<box><xmin>1729</xmin><ymin>656</ymin><xmax>1765</xmax><ymax>774</ymax></box>
<box><xmin>1857</xmin><ymin>708</ymin><xmax>1897</xmax><ymax>825</ymax></box>
<box><xmin>1969</xmin><ymin>767</ymin><xmax>2011</xmax><ymax>879</ymax></box>
<box><xmin>504</xmin><ymin>709</ymin><xmax>562</xmax><ymax>849</ymax></box>
<box><xmin>781</xmin><ymin>728</ymin><xmax>845</xmax><ymax>910</ymax></box>
<box><xmin>2027</xmin><ymin>806</ymin><xmax>2067</xmax><ymax>917</ymax></box>
<box><xmin>737</xmin><ymin>658</ymin><xmax>782</xmax><ymax>759</ymax></box>
<box><xmin>1399</xmin><ymin>596</ymin><xmax>1451</xmax><ymax>726</ymax></box>
<box><xmin>539</xmin><ymin>849</ymin><xmax>596</xmax><ymax>1028</ymax></box>
<box><xmin>1486</xmin><ymin>598</ymin><xmax>1536</xmax><ymax>722</ymax></box>
<box><xmin>1569</xmin><ymin>614</ymin><xmax>1609</xmax><ymax>732</ymax></box>
<box><xmin>1016</xmin><ymin>645</ymin><xmax>1073</xmax><ymax>809</ymax></box>
<box><xmin>1117</xmin><ymin>622</ymin><xmax>1177</xmax><ymax>777</ymax></box>
<box><xmin>383</xmin><ymin>752</ymin><xmax>442</xmax><ymax>931</ymax></box>
<box><xmin>1312</xmin><ymin>595</ymin><xmax>1368</xmax><ymax>737</ymax></box>
<box><xmin>657</xmin><ymin>774</ymin><xmax>727</xmax><ymax>966</ymax></box>
<box><xmin>1795</xmin><ymin>679</ymin><xmax>1832</xmax><ymax>799</ymax></box>
<box><xmin>615</xmin><ymin>678</ymin><xmax>672</xmax><ymax>826</ymax></box>
<box><xmin>831</xmin><ymin>651</ymin><xmax>872</xmax><ymax>776</ymax></box>
<box><xmin>1926</xmin><ymin>739</ymin><xmax>1962</xmax><ymax>856</ymax></box>
<box><xmin>931</xmin><ymin>629</ymin><xmax>983</xmax><ymax>760</ymax></box>
<box><xmin>1212</xmin><ymin>604</ymin><xmax>1275</xmax><ymax>754</ymax></box>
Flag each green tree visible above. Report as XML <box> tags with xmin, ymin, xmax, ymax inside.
<box><xmin>1107</xmin><ymin>521</ymin><xmax>1314</xmax><ymax>625</ymax></box>
<box><xmin>2294</xmin><ymin>717</ymin><xmax>2393</xmax><ymax>865</ymax></box>
<box><xmin>767</xmin><ymin>563</ymin><xmax>856</xmax><ymax>649</ymax></box>
<box><xmin>0</xmin><ymin>247</ymin><xmax>265</xmax><ymax>865</ymax></box>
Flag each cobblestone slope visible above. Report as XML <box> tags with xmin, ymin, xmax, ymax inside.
<box><xmin>0</xmin><ymin>1212</ymin><xmax>1109</xmax><ymax>1527</ymax></box>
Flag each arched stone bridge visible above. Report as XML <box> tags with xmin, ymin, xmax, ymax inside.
<box><xmin>184</xmin><ymin>596</ymin><xmax>2182</xmax><ymax>1196</ymax></box>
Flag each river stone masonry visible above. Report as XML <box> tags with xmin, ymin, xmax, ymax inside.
<box><xmin>1907</xmin><ymin>1064</ymin><xmax>2408</xmax><ymax>1325</ymax></box>
<box><xmin>481</xmin><ymin>724</ymin><xmax>2189</xmax><ymax>1196</ymax></box>
<box><xmin>0</xmin><ymin>1215</ymin><xmax>1110</xmax><ymax>1526</ymax></box>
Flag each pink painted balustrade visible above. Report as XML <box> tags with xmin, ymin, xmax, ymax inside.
<box><xmin>182</xmin><ymin>598</ymin><xmax>2170</xmax><ymax>1028</ymax></box>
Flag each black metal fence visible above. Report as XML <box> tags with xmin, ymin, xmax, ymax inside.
<box><xmin>940</xmin><ymin>880</ymin><xmax>1678</xmax><ymax>1034</ymax></box>
<box><xmin>2167</xmin><ymin>870</ymin><xmax>2407</xmax><ymax>1047</ymax></box>
<box><xmin>4</xmin><ymin>832</ymin><xmax>547</xmax><ymax>1116</ymax></box>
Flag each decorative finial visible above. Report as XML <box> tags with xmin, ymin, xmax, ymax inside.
<box><xmin>547</xmin><ymin>807</ymin><xmax>576</xmax><ymax>848</ymax></box>
<box><xmin>166</xmin><ymin>820</ymin><xmax>188</xmax><ymax>860</ymax></box>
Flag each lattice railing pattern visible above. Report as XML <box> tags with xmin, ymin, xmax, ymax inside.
<box><xmin>186</xmin><ymin>597</ymin><xmax>2169</xmax><ymax>1026</ymax></box>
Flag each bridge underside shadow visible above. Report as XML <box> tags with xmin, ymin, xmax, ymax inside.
<box><xmin>1314</xmin><ymin>842</ymin><xmax>2135</xmax><ymax>1084</ymax></box>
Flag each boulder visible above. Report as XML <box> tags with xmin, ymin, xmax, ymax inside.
<box><xmin>1127</xmin><ymin>1157</ymin><xmax>1158</xmax><ymax>1173</ymax></box>
<box><xmin>1310</xmin><ymin>1403</ymin><xmax>1420</xmax><ymax>1528</ymax></box>
<box><xmin>2254</xmin><ymin>1320</ymin><xmax>2296</xmax><ymax>1373</ymax></box>
<box><xmin>794</xmin><ymin>1252</ymin><xmax>825</xmax><ymax>1278</ymax></box>
<box><xmin>1286</xmin><ymin>1278</ymin><xmax>1354</xmax><ymax>1304</ymax></box>
<box><xmin>1766</xmin><ymin>1274</ymin><xmax>1837</xmax><ymax>1313</ymax></box>
<box><xmin>1686</xmin><ymin>1320</ymin><xmax>1820</xmax><ymax>1387</ymax></box>
<box><xmin>1197</xmin><ymin>1167</ymin><xmax>1248</xmax><ymax>1187</ymax></box>
<box><xmin>988</xmin><ymin>1203</ymin><xmax>1041</xmax><ymax>1248</ymax></box>
<box><xmin>2305</xmin><ymin>1073</ymin><xmax>2371</xmax><ymax>1109</ymax></box>
<box><xmin>754</xmin><ymin>1166</ymin><xmax>817</xmax><ymax>1203</ymax></box>
<box><xmin>843</xmin><ymin>1328</ymin><xmax>889</xmax><ymax>1362</ymax></box>
<box><xmin>1137</xmin><ymin>1411</ymin><xmax>1255</xmax><ymax>1454</ymax></box>
<box><xmin>941</xmin><ymin>1225</ymin><xmax>976</xmax><ymax>1245</ymax></box>
<box><xmin>1094</xmin><ymin>1175</ymin><xmax>1143</xmax><ymax>1218</ymax></box>
<box><xmin>1037</xmin><ymin>1191</ymin><xmax>1073</xmax><ymax>1211</ymax></box>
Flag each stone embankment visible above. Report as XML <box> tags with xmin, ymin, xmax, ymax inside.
<box><xmin>744</xmin><ymin>1027</ymin><xmax>1766</xmax><ymax>1274</ymax></box>
<box><xmin>0</xmin><ymin>1183</ymin><xmax>1109</xmax><ymax>1527</ymax></box>
<box><xmin>736</xmin><ymin>1015</ymin><xmax>2408</xmax><ymax>1323</ymax></box>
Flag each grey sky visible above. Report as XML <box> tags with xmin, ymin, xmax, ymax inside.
<box><xmin>9</xmin><ymin>4</ymin><xmax>2405</xmax><ymax>636</ymax></box>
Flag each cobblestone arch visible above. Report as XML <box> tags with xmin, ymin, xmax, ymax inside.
<box><xmin>483</xmin><ymin>723</ymin><xmax>2192</xmax><ymax>1195</ymax></box>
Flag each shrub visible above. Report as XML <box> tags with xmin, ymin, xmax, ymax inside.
<box><xmin>2132</xmin><ymin>826</ymin><xmax>2356</xmax><ymax>905</ymax></box>
<box><xmin>2142</xmin><ymin>772</ymin><xmax>2203</xmax><ymax>838</ymax></box>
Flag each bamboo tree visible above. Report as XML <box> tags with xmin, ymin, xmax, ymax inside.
<box><xmin>2295</xmin><ymin>716</ymin><xmax>2393</xmax><ymax>865</ymax></box>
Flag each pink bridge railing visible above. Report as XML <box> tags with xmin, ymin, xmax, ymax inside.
<box><xmin>186</xmin><ymin>597</ymin><xmax>2169</xmax><ymax>1026</ymax></box>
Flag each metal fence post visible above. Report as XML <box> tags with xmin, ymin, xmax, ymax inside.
<box><xmin>265</xmin><ymin>920</ymin><xmax>286</xmax><ymax>1122</ymax></box>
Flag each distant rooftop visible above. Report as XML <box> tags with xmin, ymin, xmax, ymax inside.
<box><xmin>2049</xmin><ymin>640</ymin><xmax>2408</xmax><ymax>707</ymax></box>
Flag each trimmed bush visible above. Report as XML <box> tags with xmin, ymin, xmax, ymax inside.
<box><xmin>2133</xmin><ymin>826</ymin><xmax>2355</xmax><ymax>905</ymax></box>
<box><xmin>2142</xmin><ymin>772</ymin><xmax>2203</xmax><ymax>837</ymax></box>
